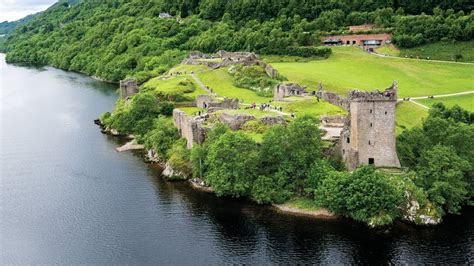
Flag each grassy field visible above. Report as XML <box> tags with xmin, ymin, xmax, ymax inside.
<box><xmin>178</xmin><ymin>107</ymin><xmax>206</xmax><ymax>116</ymax></box>
<box><xmin>415</xmin><ymin>94</ymin><xmax>474</xmax><ymax>112</ymax></box>
<box><xmin>273</xmin><ymin>96</ymin><xmax>347</xmax><ymax>117</ymax></box>
<box><xmin>197</xmin><ymin>67</ymin><xmax>272</xmax><ymax>103</ymax></box>
<box><xmin>168</xmin><ymin>64</ymin><xmax>209</xmax><ymax>74</ymax></box>
<box><xmin>270</xmin><ymin>46</ymin><xmax>474</xmax><ymax>98</ymax></box>
<box><xmin>142</xmin><ymin>76</ymin><xmax>208</xmax><ymax>99</ymax></box>
<box><xmin>214</xmin><ymin>108</ymin><xmax>279</xmax><ymax>118</ymax></box>
<box><xmin>399</xmin><ymin>40</ymin><xmax>474</xmax><ymax>63</ymax></box>
<box><xmin>395</xmin><ymin>102</ymin><xmax>429</xmax><ymax>134</ymax></box>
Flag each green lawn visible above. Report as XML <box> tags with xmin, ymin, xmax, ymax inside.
<box><xmin>395</xmin><ymin>101</ymin><xmax>428</xmax><ymax>134</ymax></box>
<box><xmin>415</xmin><ymin>93</ymin><xmax>474</xmax><ymax>112</ymax></box>
<box><xmin>197</xmin><ymin>67</ymin><xmax>272</xmax><ymax>103</ymax></box>
<box><xmin>273</xmin><ymin>96</ymin><xmax>347</xmax><ymax>117</ymax></box>
<box><xmin>168</xmin><ymin>64</ymin><xmax>209</xmax><ymax>74</ymax></box>
<box><xmin>178</xmin><ymin>107</ymin><xmax>206</xmax><ymax>116</ymax></box>
<box><xmin>214</xmin><ymin>108</ymin><xmax>279</xmax><ymax>118</ymax></box>
<box><xmin>142</xmin><ymin>76</ymin><xmax>208</xmax><ymax>99</ymax></box>
<box><xmin>399</xmin><ymin>40</ymin><xmax>474</xmax><ymax>63</ymax></box>
<box><xmin>270</xmin><ymin>46</ymin><xmax>474</xmax><ymax>98</ymax></box>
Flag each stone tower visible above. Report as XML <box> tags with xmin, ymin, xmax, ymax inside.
<box><xmin>120</xmin><ymin>78</ymin><xmax>138</xmax><ymax>100</ymax></box>
<box><xmin>340</xmin><ymin>82</ymin><xmax>401</xmax><ymax>170</ymax></box>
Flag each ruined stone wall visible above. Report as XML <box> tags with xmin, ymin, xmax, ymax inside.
<box><xmin>120</xmin><ymin>78</ymin><xmax>138</xmax><ymax>100</ymax></box>
<box><xmin>217</xmin><ymin>113</ymin><xmax>255</xmax><ymax>130</ymax></box>
<box><xmin>207</xmin><ymin>98</ymin><xmax>239</xmax><ymax>112</ymax></box>
<box><xmin>274</xmin><ymin>83</ymin><xmax>308</xmax><ymax>101</ymax></box>
<box><xmin>217</xmin><ymin>51</ymin><xmax>258</xmax><ymax>61</ymax></box>
<box><xmin>320</xmin><ymin>115</ymin><xmax>347</xmax><ymax>125</ymax></box>
<box><xmin>316</xmin><ymin>88</ymin><xmax>350</xmax><ymax>110</ymax></box>
<box><xmin>182</xmin><ymin>51</ymin><xmax>279</xmax><ymax>78</ymax></box>
<box><xmin>196</xmin><ymin>94</ymin><xmax>213</xmax><ymax>108</ymax></box>
<box><xmin>173</xmin><ymin>109</ymin><xmax>208</xmax><ymax>149</ymax></box>
<box><xmin>260</xmin><ymin>116</ymin><xmax>287</xmax><ymax>126</ymax></box>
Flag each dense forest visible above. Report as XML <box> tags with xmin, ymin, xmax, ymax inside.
<box><xmin>1</xmin><ymin>0</ymin><xmax>473</xmax><ymax>82</ymax></box>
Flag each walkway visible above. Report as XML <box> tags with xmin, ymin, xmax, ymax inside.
<box><xmin>371</xmin><ymin>52</ymin><xmax>474</xmax><ymax>65</ymax></box>
<box><xmin>400</xmin><ymin>90</ymin><xmax>474</xmax><ymax>109</ymax></box>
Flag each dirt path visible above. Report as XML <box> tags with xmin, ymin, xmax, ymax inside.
<box><xmin>191</xmin><ymin>73</ymin><xmax>213</xmax><ymax>95</ymax></box>
<box><xmin>408</xmin><ymin>90</ymin><xmax>474</xmax><ymax>100</ymax></box>
<box><xmin>400</xmin><ymin>90</ymin><xmax>474</xmax><ymax>109</ymax></box>
<box><xmin>371</xmin><ymin>52</ymin><xmax>474</xmax><ymax>65</ymax></box>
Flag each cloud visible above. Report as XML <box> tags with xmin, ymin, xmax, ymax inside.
<box><xmin>0</xmin><ymin>0</ymin><xmax>57</xmax><ymax>22</ymax></box>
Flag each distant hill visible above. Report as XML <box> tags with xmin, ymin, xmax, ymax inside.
<box><xmin>0</xmin><ymin>0</ymin><xmax>81</xmax><ymax>35</ymax></box>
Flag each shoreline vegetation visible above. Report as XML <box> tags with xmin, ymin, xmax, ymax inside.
<box><xmin>103</xmin><ymin>129</ymin><xmax>340</xmax><ymax>220</ymax></box>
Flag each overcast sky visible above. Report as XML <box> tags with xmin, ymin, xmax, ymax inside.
<box><xmin>0</xmin><ymin>0</ymin><xmax>57</xmax><ymax>22</ymax></box>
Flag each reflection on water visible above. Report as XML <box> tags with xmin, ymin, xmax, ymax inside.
<box><xmin>0</xmin><ymin>54</ymin><xmax>472</xmax><ymax>264</ymax></box>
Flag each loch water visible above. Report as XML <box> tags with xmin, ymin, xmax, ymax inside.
<box><xmin>0</xmin><ymin>54</ymin><xmax>472</xmax><ymax>264</ymax></box>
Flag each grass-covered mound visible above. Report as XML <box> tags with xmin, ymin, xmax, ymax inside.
<box><xmin>141</xmin><ymin>76</ymin><xmax>207</xmax><ymax>102</ymax></box>
<box><xmin>197</xmin><ymin>68</ymin><xmax>272</xmax><ymax>103</ymax></box>
<box><xmin>228</xmin><ymin>64</ymin><xmax>282</xmax><ymax>97</ymax></box>
<box><xmin>270</xmin><ymin>46</ymin><xmax>474</xmax><ymax>98</ymax></box>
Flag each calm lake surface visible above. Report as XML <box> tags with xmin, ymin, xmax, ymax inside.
<box><xmin>0</xmin><ymin>53</ymin><xmax>472</xmax><ymax>264</ymax></box>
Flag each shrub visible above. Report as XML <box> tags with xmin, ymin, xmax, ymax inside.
<box><xmin>167</xmin><ymin>139</ymin><xmax>192</xmax><ymax>179</ymax></box>
<box><xmin>144</xmin><ymin>116</ymin><xmax>179</xmax><ymax>160</ymax></box>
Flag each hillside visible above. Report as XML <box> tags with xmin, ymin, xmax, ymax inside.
<box><xmin>269</xmin><ymin>47</ymin><xmax>474</xmax><ymax>98</ymax></box>
<box><xmin>2</xmin><ymin>0</ymin><xmax>473</xmax><ymax>82</ymax></box>
<box><xmin>0</xmin><ymin>0</ymin><xmax>82</xmax><ymax>35</ymax></box>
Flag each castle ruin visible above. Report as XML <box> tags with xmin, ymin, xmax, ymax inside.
<box><xmin>340</xmin><ymin>82</ymin><xmax>401</xmax><ymax>170</ymax></box>
<box><xmin>181</xmin><ymin>50</ymin><xmax>280</xmax><ymax>78</ymax></box>
<box><xmin>273</xmin><ymin>83</ymin><xmax>308</xmax><ymax>101</ymax></box>
<box><xmin>120</xmin><ymin>78</ymin><xmax>138</xmax><ymax>100</ymax></box>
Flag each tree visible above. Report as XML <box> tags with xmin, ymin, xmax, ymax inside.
<box><xmin>416</xmin><ymin>145</ymin><xmax>471</xmax><ymax>214</ymax></box>
<box><xmin>205</xmin><ymin>132</ymin><xmax>259</xmax><ymax>197</ymax></box>
<box><xmin>144</xmin><ymin>116</ymin><xmax>179</xmax><ymax>160</ymax></box>
<box><xmin>316</xmin><ymin>166</ymin><xmax>403</xmax><ymax>226</ymax></box>
<box><xmin>286</xmin><ymin>115</ymin><xmax>324</xmax><ymax>193</ymax></box>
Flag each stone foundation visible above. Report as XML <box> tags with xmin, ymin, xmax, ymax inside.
<box><xmin>217</xmin><ymin>113</ymin><xmax>255</xmax><ymax>130</ymax></box>
<box><xmin>274</xmin><ymin>83</ymin><xmax>308</xmax><ymax>101</ymax></box>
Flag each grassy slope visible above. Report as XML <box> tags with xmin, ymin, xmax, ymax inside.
<box><xmin>273</xmin><ymin>96</ymin><xmax>347</xmax><ymax>117</ymax></box>
<box><xmin>395</xmin><ymin>102</ymin><xmax>429</xmax><ymax>134</ymax></box>
<box><xmin>197</xmin><ymin>67</ymin><xmax>272</xmax><ymax>103</ymax></box>
<box><xmin>143</xmin><ymin>75</ymin><xmax>208</xmax><ymax>99</ymax></box>
<box><xmin>270</xmin><ymin>46</ymin><xmax>474</xmax><ymax>98</ymax></box>
<box><xmin>415</xmin><ymin>93</ymin><xmax>474</xmax><ymax>112</ymax></box>
<box><xmin>399</xmin><ymin>40</ymin><xmax>474</xmax><ymax>63</ymax></box>
<box><xmin>168</xmin><ymin>64</ymin><xmax>210</xmax><ymax>74</ymax></box>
